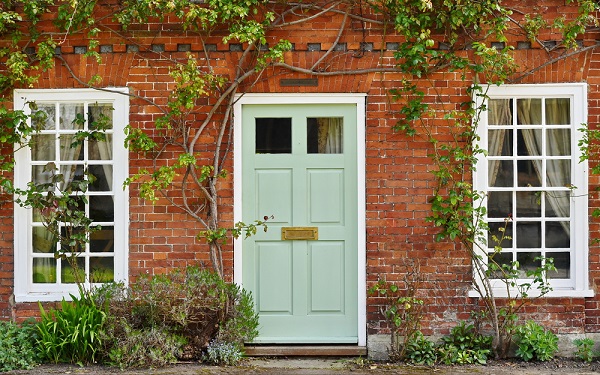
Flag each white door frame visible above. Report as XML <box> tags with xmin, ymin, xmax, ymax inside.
<box><xmin>233</xmin><ymin>93</ymin><xmax>366</xmax><ymax>346</ymax></box>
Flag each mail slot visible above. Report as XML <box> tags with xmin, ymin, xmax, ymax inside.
<box><xmin>281</xmin><ymin>227</ymin><xmax>319</xmax><ymax>240</ymax></box>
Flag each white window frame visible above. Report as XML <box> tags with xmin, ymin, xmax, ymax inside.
<box><xmin>13</xmin><ymin>88</ymin><xmax>129</xmax><ymax>302</ymax></box>
<box><xmin>472</xmin><ymin>83</ymin><xmax>592</xmax><ymax>298</ymax></box>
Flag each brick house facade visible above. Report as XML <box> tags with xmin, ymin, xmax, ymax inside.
<box><xmin>1</xmin><ymin>0</ymin><xmax>599</xmax><ymax>356</ymax></box>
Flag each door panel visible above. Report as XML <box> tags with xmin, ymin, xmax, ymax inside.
<box><xmin>309</xmin><ymin>241</ymin><xmax>345</xmax><ymax>313</ymax></box>
<box><xmin>256</xmin><ymin>169</ymin><xmax>293</xmax><ymax>225</ymax></box>
<box><xmin>308</xmin><ymin>169</ymin><xmax>344</xmax><ymax>224</ymax></box>
<box><xmin>257</xmin><ymin>242</ymin><xmax>293</xmax><ymax>313</ymax></box>
<box><xmin>242</xmin><ymin>103</ymin><xmax>357</xmax><ymax>343</ymax></box>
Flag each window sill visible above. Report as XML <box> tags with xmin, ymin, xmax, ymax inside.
<box><xmin>14</xmin><ymin>292</ymin><xmax>78</xmax><ymax>303</ymax></box>
<box><xmin>468</xmin><ymin>288</ymin><xmax>595</xmax><ymax>299</ymax></box>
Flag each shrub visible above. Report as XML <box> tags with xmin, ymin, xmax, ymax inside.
<box><xmin>0</xmin><ymin>319</ymin><xmax>40</xmax><ymax>372</ymax></box>
<box><xmin>404</xmin><ymin>331</ymin><xmax>437</xmax><ymax>365</ymax></box>
<box><xmin>97</xmin><ymin>266</ymin><xmax>259</xmax><ymax>367</ymax></box>
<box><xmin>438</xmin><ymin>321</ymin><xmax>493</xmax><ymax>365</ymax></box>
<box><xmin>514</xmin><ymin>321</ymin><xmax>558</xmax><ymax>362</ymax></box>
<box><xmin>103</xmin><ymin>320</ymin><xmax>186</xmax><ymax>369</ymax></box>
<box><xmin>37</xmin><ymin>294</ymin><xmax>106</xmax><ymax>364</ymax></box>
<box><xmin>573</xmin><ymin>338</ymin><xmax>596</xmax><ymax>362</ymax></box>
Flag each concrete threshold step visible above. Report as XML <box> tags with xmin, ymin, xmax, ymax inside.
<box><xmin>244</xmin><ymin>345</ymin><xmax>367</xmax><ymax>357</ymax></box>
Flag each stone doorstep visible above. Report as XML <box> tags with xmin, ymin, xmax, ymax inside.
<box><xmin>244</xmin><ymin>345</ymin><xmax>367</xmax><ymax>357</ymax></box>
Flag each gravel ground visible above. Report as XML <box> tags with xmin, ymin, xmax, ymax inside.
<box><xmin>5</xmin><ymin>358</ymin><xmax>600</xmax><ymax>375</ymax></box>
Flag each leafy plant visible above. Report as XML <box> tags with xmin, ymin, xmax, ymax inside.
<box><xmin>0</xmin><ymin>319</ymin><xmax>40</xmax><ymax>372</ymax></box>
<box><xmin>404</xmin><ymin>331</ymin><xmax>437</xmax><ymax>365</ymax></box>
<box><xmin>438</xmin><ymin>321</ymin><xmax>493</xmax><ymax>365</ymax></box>
<box><xmin>104</xmin><ymin>322</ymin><xmax>186</xmax><ymax>369</ymax></box>
<box><xmin>204</xmin><ymin>340</ymin><xmax>243</xmax><ymax>366</ymax></box>
<box><xmin>513</xmin><ymin>321</ymin><xmax>558</xmax><ymax>362</ymax></box>
<box><xmin>36</xmin><ymin>293</ymin><xmax>105</xmax><ymax>364</ymax></box>
<box><xmin>97</xmin><ymin>266</ymin><xmax>258</xmax><ymax>367</ymax></box>
<box><xmin>573</xmin><ymin>338</ymin><xmax>597</xmax><ymax>362</ymax></box>
<box><xmin>368</xmin><ymin>260</ymin><xmax>424</xmax><ymax>361</ymax></box>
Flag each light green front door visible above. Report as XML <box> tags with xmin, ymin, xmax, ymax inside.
<box><xmin>242</xmin><ymin>103</ymin><xmax>358</xmax><ymax>343</ymax></box>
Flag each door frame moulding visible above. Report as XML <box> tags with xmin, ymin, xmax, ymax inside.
<box><xmin>233</xmin><ymin>93</ymin><xmax>367</xmax><ymax>347</ymax></box>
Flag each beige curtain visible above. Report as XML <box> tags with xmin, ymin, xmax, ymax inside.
<box><xmin>317</xmin><ymin>118</ymin><xmax>343</xmax><ymax>154</ymax></box>
<box><xmin>517</xmin><ymin>98</ymin><xmax>570</xmax><ymax>235</ymax></box>
<box><xmin>487</xmin><ymin>99</ymin><xmax>511</xmax><ymax>186</ymax></box>
<box><xmin>90</xmin><ymin>104</ymin><xmax>114</xmax><ymax>191</ymax></box>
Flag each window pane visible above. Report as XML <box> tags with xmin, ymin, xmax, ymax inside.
<box><xmin>90</xmin><ymin>226</ymin><xmax>114</xmax><ymax>253</ymax></box>
<box><xmin>487</xmin><ymin>191</ymin><xmax>512</xmax><ymax>218</ymax></box>
<box><xmin>31</xmin><ymin>134</ymin><xmax>55</xmax><ymax>161</ymax></box>
<box><xmin>32</xmin><ymin>165</ymin><xmax>55</xmax><ymax>187</ymax></box>
<box><xmin>59</xmin><ymin>104</ymin><xmax>84</xmax><ymax>130</ymax></box>
<box><xmin>90</xmin><ymin>196</ymin><xmax>114</xmax><ymax>222</ymax></box>
<box><xmin>516</xmin><ymin>191</ymin><xmax>541</xmax><ymax>217</ymax></box>
<box><xmin>545</xmin><ymin>191</ymin><xmax>570</xmax><ymax>217</ymax></box>
<box><xmin>60</xmin><ymin>226</ymin><xmax>85</xmax><ymax>253</ymax></box>
<box><xmin>517</xmin><ymin>99</ymin><xmax>541</xmax><ymax>125</ymax></box>
<box><xmin>547</xmin><ymin>160</ymin><xmax>570</xmax><ymax>186</ymax></box>
<box><xmin>59</xmin><ymin>164</ymin><xmax>85</xmax><ymax>190</ymax></box>
<box><xmin>60</xmin><ymin>135</ymin><xmax>84</xmax><ymax>161</ymax></box>
<box><xmin>32</xmin><ymin>227</ymin><xmax>56</xmax><ymax>253</ymax></box>
<box><xmin>90</xmin><ymin>258</ymin><xmax>114</xmax><ymax>283</ymax></box>
<box><xmin>33</xmin><ymin>258</ymin><xmax>56</xmax><ymax>283</ymax></box>
<box><xmin>89</xmin><ymin>165</ymin><xmax>112</xmax><ymax>191</ymax></box>
<box><xmin>32</xmin><ymin>104</ymin><xmax>56</xmax><ymax>130</ymax></box>
<box><xmin>517</xmin><ymin>129</ymin><xmax>542</xmax><ymax>156</ymax></box>
<box><xmin>517</xmin><ymin>252</ymin><xmax>541</xmax><ymax>278</ymax></box>
<box><xmin>516</xmin><ymin>222</ymin><xmax>541</xmax><ymax>248</ymax></box>
<box><xmin>488</xmin><ymin>99</ymin><xmax>512</xmax><ymax>125</ymax></box>
<box><xmin>89</xmin><ymin>135</ymin><xmax>112</xmax><ymax>160</ymax></box>
<box><xmin>307</xmin><ymin>117</ymin><xmax>343</xmax><ymax>154</ymax></box>
<box><xmin>517</xmin><ymin>160</ymin><xmax>541</xmax><ymax>187</ymax></box>
<box><xmin>88</xmin><ymin>103</ymin><xmax>114</xmax><ymax>130</ymax></box>
<box><xmin>488</xmin><ymin>251</ymin><xmax>513</xmax><ymax>279</ymax></box>
<box><xmin>256</xmin><ymin>118</ymin><xmax>292</xmax><ymax>154</ymax></box>
<box><xmin>61</xmin><ymin>257</ymin><xmax>85</xmax><ymax>284</ymax></box>
<box><xmin>488</xmin><ymin>160</ymin><xmax>513</xmax><ymax>187</ymax></box>
<box><xmin>488</xmin><ymin>221</ymin><xmax>513</xmax><ymax>248</ymax></box>
<box><xmin>488</xmin><ymin>129</ymin><xmax>512</xmax><ymax>156</ymax></box>
<box><xmin>547</xmin><ymin>252</ymin><xmax>570</xmax><ymax>279</ymax></box>
<box><xmin>545</xmin><ymin>98</ymin><xmax>570</xmax><ymax>125</ymax></box>
<box><xmin>546</xmin><ymin>222</ymin><xmax>570</xmax><ymax>248</ymax></box>
<box><xmin>547</xmin><ymin>129</ymin><xmax>570</xmax><ymax>156</ymax></box>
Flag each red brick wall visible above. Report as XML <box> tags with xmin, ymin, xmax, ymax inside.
<box><xmin>0</xmin><ymin>1</ymin><xmax>599</xmax><ymax>339</ymax></box>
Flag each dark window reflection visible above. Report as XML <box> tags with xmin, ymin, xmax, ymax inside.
<box><xmin>256</xmin><ymin>118</ymin><xmax>292</xmax><ymax>154</ymax></box>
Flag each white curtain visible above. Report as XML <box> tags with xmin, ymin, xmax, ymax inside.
<box><xmin>487</xmin><ymin>99</ymin><xmax>511</xmax><ymax>186</ymax></box>
<box><xmin>486</xmin><ymin>98</ymin><xmax>571</xmax><ymax>236</ymax></box>
<box><xmin>518</xmin><ymin>99</ymin><xmax>570</xmax><ymax>235</ymax></box>
<box><xmin>317</xmin><ymin>117</ymin><xmax>343</xmax><ymax>154</ymax></box>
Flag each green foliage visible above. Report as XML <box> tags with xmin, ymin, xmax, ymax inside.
<box><xmin>438</xmin><ymin>321</ymin><xmax>492</xmax><ymax>365</ymax></box>
<box><xmin>200</xmin><ymin>216</ymin><xmax>271</xmax><ymax>245</ymax></box>
<box><xmin>368</xmin><ymin>261</ymin><xmax>424</xmax><ymax>361</ymax></box>
<box><xmin>204</xmin><ymin>340</ymin><xmax>243</xmax><ymax>366</ymax></box>
<box><xmin>404</xmin><ymin>331</ymin><xmax>437</xmax><ymax>366</ymax></box>
<box><xmin>104</xmin><ymin>322</ymin><xmax>186</xmax><ymax>369</ymax></box>
<box><xmin>573</xmin><ymin>338</ymin><xmax>597</xmax><ymax>362</ymax></box>
<box><xmin>37</xmin><ymin>293</ymin><xmax>106</xmax><ymax>364</ymax></box>
<box><xmin>98</xmin><ymin>266</ymin><xmax>258</xmax><ymax>368</ymax></box>
<box><xmin>513</xmin><ymin>321</ymin><xmax>558</xmax><ymax>362</ymax></box>
<box><xmin>0</xmin><ymin>319</ymin><xmax>41</xmax><ymax>372</ymax></box>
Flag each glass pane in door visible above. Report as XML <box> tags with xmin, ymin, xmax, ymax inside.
<box><xmin>256</xmin><ymin>118</ymin><xmax>292</xmax><ymax>154</ymax></box>
<box><xmin>307</xmin><ymin>117</ymin><xmax>343</xmax><ymax>154</ymax></box>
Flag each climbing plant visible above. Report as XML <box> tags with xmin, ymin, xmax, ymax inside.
<box><xmin>380</xmin><ymin>0</ymin><xmax>600</xmax><ymax>358</ymax></box>
<box><xmin>0</xmin><ymin>0</ymin><xmax>598</xmax><ymax>355</ymax></box>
